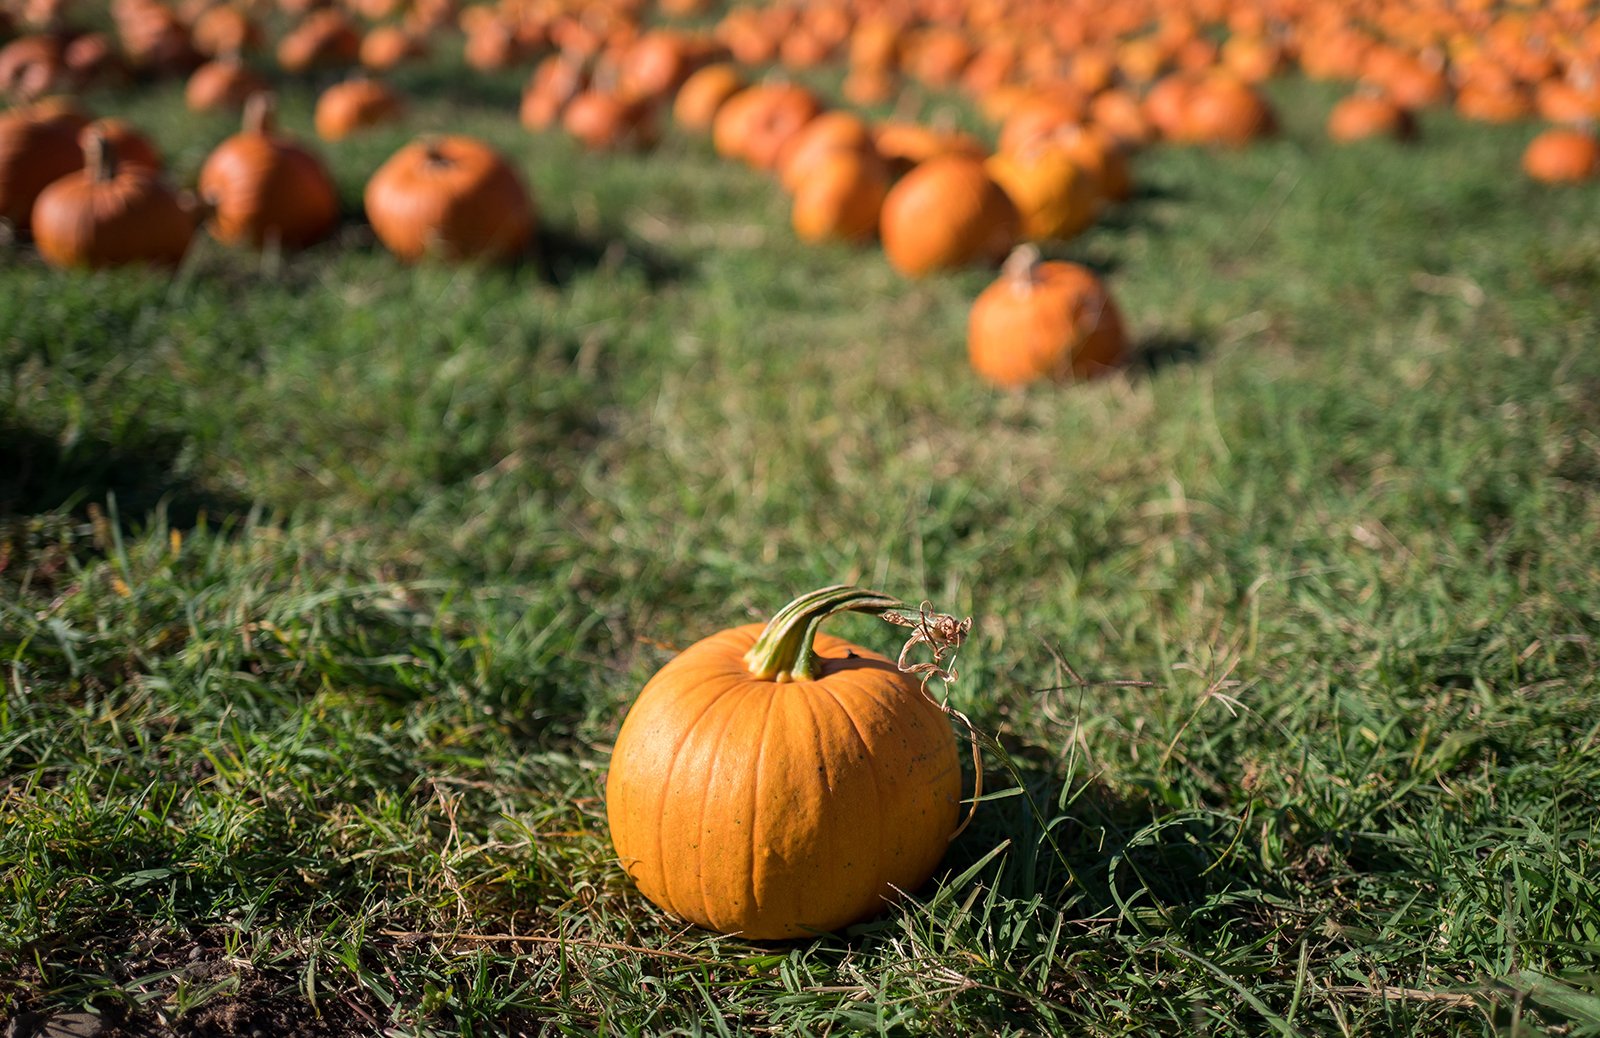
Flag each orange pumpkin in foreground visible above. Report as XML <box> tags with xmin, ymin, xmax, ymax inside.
<box><xmin>81</xmin><ymin>118</ymin><xmax>162</xmax><ymax>171</ymax></box>
<box><xmin>198</xmin><ymin>93</ymin><xmax>339</xmax><ymax>250</ymax></box>
<box><xmin>606</xmin><ymin>586</ymin><xmax>962</xmax><ymax>940</ymax></box>
<box><xmin>32</xmin><ymin>127</ymin><xmax>193</xmax><ymax>269</ymax></box>
<box><xmin>968</xmin><ymin>245</ymin><xmax>1128</xmax><ymax>386</ymax></box>
<box><xmin>364</xmin><ymin>134</ymin><xmax>534</xmax><ymax>262</ymax></box>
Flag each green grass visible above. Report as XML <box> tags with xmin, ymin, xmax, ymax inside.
<box><xmin>4</xmin><ymin>46</ymin><xmax>1600</xmax><ymax>1037</ymax></box>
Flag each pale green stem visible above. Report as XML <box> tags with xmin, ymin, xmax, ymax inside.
<box><xmin>743</xmin><ymin>585</ymin><xmax>904</xmax><ymax>682</ymax></box>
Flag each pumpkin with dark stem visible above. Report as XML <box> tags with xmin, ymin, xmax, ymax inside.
<box><xmin>967</xmin><ymin>245</ymin><xmax>1127</xmax><ymax>386</ymax></box>
<box><xmin>81</xmin><ymin>118</ymin><xmax>162</xmax><ymax>171</ymax></box>
<box><xmin>606</xmin><ymin>586</ymin><xmax>962</xmax><ymax>940</ymax></box>
<box><xmin>364</xmin><ymin>134</ymin><xmax>534</xmax><ymax>262</ymax></box>
<box><xmin>32</xmin><ymin>127</ymin><xmax>193</xmax><ymax>269</ymax></box>
<box><xmin>197</xmin><ymin>93</ymin><xmax>339</xmax><ymax>250</ymax></box>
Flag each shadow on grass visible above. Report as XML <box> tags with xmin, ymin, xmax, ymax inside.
<box><xmin>1127</xmin><ymin>332</ymin><xmax>1211</xmax><ymax>375</ymax></box>
<box><xmin>0</xmin><ymin>423</ymin><xmax>248</xmax><ymax>532</ymax></box>
<box><xmin>536</xmin><ymin>224</ymin><xmax>686</xmax><ymax>289</ymax></box>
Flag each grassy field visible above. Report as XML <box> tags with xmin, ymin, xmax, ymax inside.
<box><xmin>4</xmin><ymin>48</ymin><xmax>1600</xmax><ymax>1037</ymax></box>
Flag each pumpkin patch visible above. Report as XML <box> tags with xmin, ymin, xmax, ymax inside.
<box><xmin>6</xmin><ymin>3</ymin><xmax>1600</xmax><ymax>1026</ymax></box>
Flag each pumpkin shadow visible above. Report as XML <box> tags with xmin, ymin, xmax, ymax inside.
<box><xmin>535</xmin><ymin>223</ymin><xmax>686</xmax><ymax>288</ymax></box>
<box><xmin>1036</xmin><ymin>240</ymin><xmax>1122</xmax><ymax>278</ymax></box>
<box><xmin>1126</xmin><ymin>331</ymin><xmax>1211</xmax><ymax>375</ymax></box>
<box><xmin>0</xmin><ymin>421</ymin><xmax>249</xmax><ymax>533</ymax></box>
<box><xmin>1092</xmin><ymin>180</ymin><xmax>1186</xmax><ymax>234</ymax></box>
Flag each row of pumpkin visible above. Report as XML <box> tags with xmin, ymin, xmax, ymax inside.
<box><xmin>3</xmin><ymin>85</ymin><xmax>1122</xmax><ymax>388</ymax></box>
<box><xmin>5</xmin><ymin>93</ymin><xmax>534</xmax><ymax>262</ymax></box>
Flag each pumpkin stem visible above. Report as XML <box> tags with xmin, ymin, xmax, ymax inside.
<box><xmin>84</xmin><ymin>126</ymin><xmax>116</xmax><ymax>182</ymax></box>
<box><xmin>744</xmin><ymin>585</ymin><xmax>905</xmax><ymax>682</ymax></box>
<box><xmin>419</xmin><ymin>134</ymin><xmax>450</xmax><ymax>165</ymax></box>
<box><xmin>243</xmin><ymin>91</ymin><xmax>276</xmax><ymax>135</ymax></box>
<box><xmin>1002</xmin><ymin>244</ymin><xmax>1042</xmax><ymax>292</ymax></box>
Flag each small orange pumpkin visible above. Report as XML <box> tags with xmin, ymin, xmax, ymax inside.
<box><xmin>63</xmin><ymin>33</ymin><xmax>126</xmax><ymax>90</ymax></box>
<box><xmin>276</xmin><ymin>10</ymin><xmax>359</xmax><ymax>74</ymax></box>
<box><xmin>0</xmin><ymin>34</ymin><xmax>65</xmax><ymax>98</ymax></box>
<box><xmin>1522</xmin><ymin>127</ymin><xmax>1600</xmax><ymax>183</ymax></box>
<box><xmin>197</xmin><ymin>93</ymin><xmax>339</xmax><ymax>250</ymax></box>
<box><xmin>314</xmin><ymin>77</ymin><xmax>404</xmax><ymax>141</ymax></box>
<box><xmin>776</xmin><ymin>110</ymin><xmax>875</xmax><ymax>193</ymax></box>
<box><xmin>185</xmin><ymin>55</ymin><xmax>268</xmax><ymax>113</ymax></box>
<box><xmin>967</xmin><ymin>245</ymin><xmax>1127</xmax><ymax>386</ymax></box>
<box><xmin>997</xmin><ymin>91</ymin><xmax>1089</xmax><ymax>155</ymax></box>
<box><xmin>1184</xmin><ymin>75</ymin><xmax>1277</xmax><ymax>147</ymax></box>
<box><xmin>1327</xmin><ymin>92</ymin><xmax>1418</xmax><ymax>143</ymax></box>
<box><xmin>562</xmin><ymin>90</ymin><xmax>656</xmax><ymax>152</ymax></box>
<box><xmin>616</xmin><ymin>29</ymin><xmax>695</xmax><ymax>103</ymax></box>
<box><xmin>673</xmin><ymin>62</ymin><xmax>744</xmax><ymax>132</ymax></box>
<box><xmin>520</xmin><ymin>54</ymin><xmax>588</xmax><ymax>132</ymax></box>
<box><xmin>190</xmin><ymin>4</ymin><xmax>260</xmax><ymax>57</ymax></box>
<box><xmin>463</xmin><ymin>20</ymin><xmax>521</xmax><ymax>72</ymax></box>
<box><xmin>713</xmin><ymin>82</ymin><xmax>821</xmax><ymax>170</ymax></box>
<box><xmin>605</xmin><ymin>586</ymin><xmax>962</xmax><ymax>940</ymax></box>
<box><xmin>880</xmin><ymin>153</ymin><xmax>1019</xmax><ymax>277</ymax></box>
<box><xmin>841</xmin><ymin>65</ymin><xmax>896</xmax><ymax>106</ymax></box>
<box><xmin>1455</xmin><ymin>81</ymin><xmax>1533</xmax><ymax>123</ymax></box>
<box><xmin>364</xmin><ymin>135</ymin><xmax>534</xmax><ymax>263</ymax></box>
<box><xmin>792</xmin><ymin>148</ymin><xmax>889</xmax><ymax>244</ymax></box>
<box><xmin>32</xmin><ymin>127</ymin><xmax>193</xmax><ymax>269</ymax></box>
<box><xmin>1089</xmin><ymin>89</ymin><xmax>1154</xmax><ymax>149</ymax></box>
<box><xmin>986</xmin><ymin>143</ymin><xmax>1100</xmax><ymax>242</ymax></box>
<box><xmin>359</xmin><ymin>26</ymin><xmax>427</xmax><ymax>72</ymax></box>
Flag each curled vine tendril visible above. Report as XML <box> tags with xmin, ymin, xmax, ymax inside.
<box><xmin>884</xmin><ymin>602</ymin><xmax>982</xmax><ymax>841</ymax></box>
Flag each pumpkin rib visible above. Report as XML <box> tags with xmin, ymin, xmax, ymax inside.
<box><xmin>817</xmin><ymin>681</ymin><xmax>885</xmax><ymax>915</ymax></box>
<box><xmin>745</xmin><ymin>683</ymin><xmax>781</xmax><ymax>926</ymax></box>
<box><xmin>675</xmin><ymin>674</ymin><xmax>762</xmax><ymax>927</ymax></box>
<box><xmin>643</xmin><ymin>666</ymin><xmax>744</xmax><ymax>921</ymax></box>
